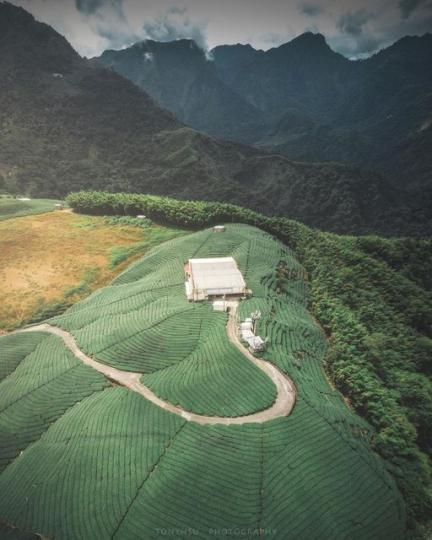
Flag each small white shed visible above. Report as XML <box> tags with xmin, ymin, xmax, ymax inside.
<box><xmin>249</xmin><ymin>336</ymin><xmax>266</xmax><ymax>352</ymax></box>
<box><xmin>213</xmin><ymin>300</ymin><xmax>228</xmax><ymax>312</ymax></box>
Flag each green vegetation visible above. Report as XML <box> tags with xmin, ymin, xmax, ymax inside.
<box><xmin>104</xmin><ymin>215</ymin><xmax>152</xmax><ymax>228</ymax></box>
<box><xmin>0</xmin><ymin>197</ymin><xmax>61</xmax><ymax>221</ymax></box>
<box><xmin>107</xmin><ymin>226</ymin><xmax>186</xmax><ymax>269</ymax></box>
<box><xmin>0</xmin><ymin>332</ymin><xmax>48</xmax><ymax>382</ymax></box>
<box><xmin>0</xmin><ymin>524</ymin><xmax>38</xmax><ymax>540</ymax></box>
<box><xmin>0</xmin><ymin>332</ymin><xmax>109</xmax><ymax>473</ymax></box>
<box><xmin>67</xmin><ymin>191</ymin><xmax>432</xmax><ymax>533</ymax></box>
<box><xmin>0</xmin><ymin>224</ymin><xmax>406</xmax><ymax>538</ymax></box>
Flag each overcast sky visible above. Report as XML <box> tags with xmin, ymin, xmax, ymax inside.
<box><xmin>10</xmin><ymin>0</ymin><xmax>432</xmax><ymax>58</ymax></box>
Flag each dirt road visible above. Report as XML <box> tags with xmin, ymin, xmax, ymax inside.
<box><xmin>12</xmin><ymin>304</ymin><xmax>296</xmax><ymax>425</ymax></box>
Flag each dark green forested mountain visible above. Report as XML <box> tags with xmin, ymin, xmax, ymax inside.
<box><xmin>0</xmin><ymin>2</ymin><xmax>430</xmax><ymax>235</ymax></box>
<box><xmin>97</xmin><ymin>32</ymin><xmax>432</xmax><ymax>195</ymax></box>
<box><xmin>96</xmin><ymin>39</ymin><xmax>266</xmax><ymax>143</ymax></box>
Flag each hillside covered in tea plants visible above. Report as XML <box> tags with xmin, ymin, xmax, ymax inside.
<box><xmin>65</xmin><ymin>191</ymin><xmax>432</xmax><ymax>536</ymax></box>
<box><xmin>0</xmin><ymin>197</ymin><xmax>60</xmax><ymax>221</ymax></box>
<box><xmin>0</xmin><ymin>223</ymin><xmax>409</xmax><ymax>539</ymax></box>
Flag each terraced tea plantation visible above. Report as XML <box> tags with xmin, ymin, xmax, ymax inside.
<box><xmin>0</xmin><ymin>198</ymin><xmax>61</xmax><ymax>221</ymax></box>
<box><xmin>0</xmin><ymin>224</ymin><xmax>406</xmax><ymax>539</ymax></box>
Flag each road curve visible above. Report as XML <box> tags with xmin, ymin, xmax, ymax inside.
<box><xmin>11</xmin><ymin>304</ymin><xmax>296</xmax><ymax>425</ymax></box>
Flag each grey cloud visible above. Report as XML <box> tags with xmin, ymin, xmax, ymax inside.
<box><xmin>329</xmin><ymin>33</ymin><xmax>381</xmax><ymax>58</ymax></box>
<box><xmin>168</xmin><ymin>6</ymin><xmax>187</xmax><ymax>16</ymax></box>
<box><xmin>142</xmin><ymin>8</ymin><xmax>208</xmax><ymax>50</ymax></box>
<box><xmin>399</xmin><ymin>0</ymin><xmax>424</xmax><ymax>19</ymax></box>
<box><xmin>74</xmin><ymin>0</ymin><xmax>137</xmax><ymax>52</ymax></box>
<box><xmin>95</xmin><ymin>25</ymin><xmax>139</xmax><ymax>50</ymax></box>
<box><xmin>300</xmin><ymin>3</ymin><xmax>323</xmax><ymax>17</ymax></box>
<box><xmin>16</xmin><ymin>0</ymin><xmax>432</xmax><ymax>60</ymax></box>
<box><xmin>332</xmin><ymin>8</ymin><xmax>382</xmax><ymax>58</ymax></box>
<box><xmin>260</xmin><ymin>31</ymin><xmax>287</xmax><ymax>46</ymax></box>
<box><xmin>75</xmin><ymin>0</ymin><xmax>122</xmax><ymax>16</ymax></box>
<box><xmin>337</xmin><ymin>9</ymin><xmax>373</xmax><ymax>36</ymax></box>
<box><xmin>332</xmin><ymin>6</ymin><xmax>432</xmax><ymax>59</ymax></box>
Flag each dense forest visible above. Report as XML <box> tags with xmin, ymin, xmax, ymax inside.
<box><xmin>67</xmin><ymin>190</ymin><xmax>432</xmax><ymax>536</ymax></box>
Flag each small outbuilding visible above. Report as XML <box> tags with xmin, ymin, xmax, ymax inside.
<box><xmin>213</xmin><ymin>300</ymin><xmax>228</xmax><ymax>312</ymax></box>
<box><xmin>240</xmin><ymin>316</ymin><xmax>266</xmax><ymax>353</ymax></box>
<box><xmin>240</xmin><ymin>320</ymin><xmax>253</xmax><ymax>333</ymax></box>
<box><xmin>248</xmin><ymin>336</ymin><xmax>266</xmax><ymax>353</ymax></box>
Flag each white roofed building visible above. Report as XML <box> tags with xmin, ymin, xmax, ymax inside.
<box><xmin>185</xmin><ymin>257</ymin><xmax>247</xmax><ymax>301</ymax></box>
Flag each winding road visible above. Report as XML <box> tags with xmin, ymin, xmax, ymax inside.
<box><xmin>11</xmin><ymin>303</ymin><xmax>296</xmax><ymax>425</ymax></box>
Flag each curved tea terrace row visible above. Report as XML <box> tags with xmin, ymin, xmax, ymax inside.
<box><xmin>12</xmin><ymin>302</ymin><xmax>296</xmax><ymax>425</ymax></box>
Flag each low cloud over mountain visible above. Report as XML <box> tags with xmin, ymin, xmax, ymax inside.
<box><xmin>9</xmin><ymin>0</ymin><xmax>432</xmax><ymax>59</ymax></box>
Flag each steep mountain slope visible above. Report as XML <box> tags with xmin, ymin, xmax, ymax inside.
<box><xmin>216</xmin><ymin>33</ymin><xmax>351</xmax><ymax>118</ymax></box>
<box><xmin>0</xmin><ymin>2</ymin><xmax>429</xmax><ymax>235</ymax></box>
<box><xmin>217</xmin><ymin>33</ymin><xmax>432</xmax><ymax>190</ymax></box>
<box><xmin>97</xmin><ymin>39</ymin><xmax>266</xmax><ymax>142</ymax></box>
<box><xmin>98</xmin><ymin>32</ymin><xmax>432</xmax><ymax>192</ymax></box>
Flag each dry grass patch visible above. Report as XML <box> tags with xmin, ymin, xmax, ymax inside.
<box><xmin>0</xmin><ymin>210</ymin><xmax>185</xmax><ymax>331</ymax></box>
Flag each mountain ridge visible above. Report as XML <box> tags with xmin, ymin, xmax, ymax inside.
<box><xmin>1</xmin><ymin>2</ymin><xmax>430</xmax><ymax>235</ymax></box>
<box><xmin>96</xmin><ymin>31</ymin><xmax>432</xmax><ymax>194</ymax></box>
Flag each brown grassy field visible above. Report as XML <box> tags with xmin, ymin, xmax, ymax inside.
<box><xmin>0</xmin><ymin>210</ymin><xmax>186</xmax><ymax>332</ymax></box>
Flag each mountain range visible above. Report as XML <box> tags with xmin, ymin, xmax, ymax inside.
<box><xmin>97</xmin><ymin>32</ymin><xmax>432</xmax><ymax>193</ymax></box>
<box><xmin>0</xmin><ymin>2</ymin><xmax>430</xmax><ymax>235</ymax></box>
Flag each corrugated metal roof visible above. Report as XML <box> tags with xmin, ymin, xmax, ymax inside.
<box><xmin>189</xmin><ymin>257</ymin><xmax>246</xmax><ymax>293</ymax></box>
